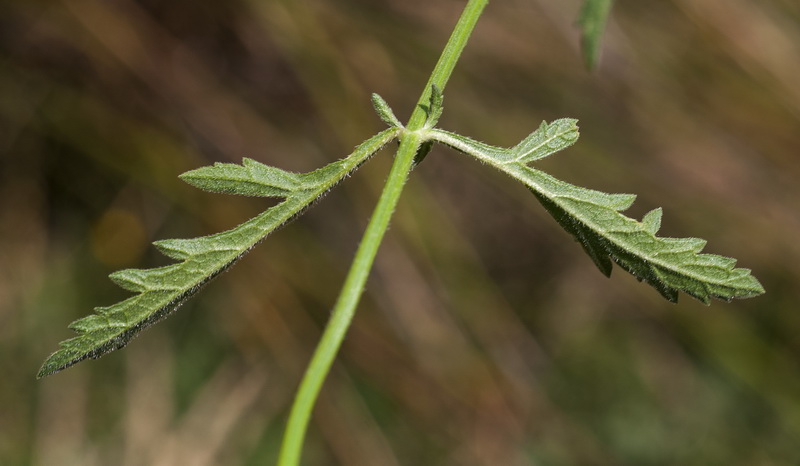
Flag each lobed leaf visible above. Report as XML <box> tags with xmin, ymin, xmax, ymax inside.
<box><xmin>430</xmin><ymin>126</ymin><xmax>764</xmax><ymax>304</ymax></box>
<box><xmin>38</xmin><ymin>128</ymin><xmax>399</xmax><ymax>378</ymax></box>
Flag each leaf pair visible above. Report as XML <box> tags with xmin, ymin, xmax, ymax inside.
<box><xmin>39</xmin><ymin>90</ymin><xmax>763</xmax><ymax>378</ymax></box>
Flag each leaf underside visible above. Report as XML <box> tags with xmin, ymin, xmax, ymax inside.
<box><xmin>37</xmin><ymin>129</ymin><xmax>399</xmax><ymax>378</ymax></box>
<box><xmin>430</xmin><ymin>122</ymin><xmax>764</xmax><ymax>304</ymax></box>
<box><xmin>39</xmin><ymin>91</ymin><xmax>764</xmax><ymax>378</ymax></box>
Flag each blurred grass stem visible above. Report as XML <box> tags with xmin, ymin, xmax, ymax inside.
<box><xmin>276</xmin><ymin>1</ymin><xmax>488</xmax><ymax>464</ymax></box>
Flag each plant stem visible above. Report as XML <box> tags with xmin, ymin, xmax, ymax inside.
<box><xmin>276</xmin><ymin>1</ymin><xmax>487</xmax><ymax>464</ymax></box>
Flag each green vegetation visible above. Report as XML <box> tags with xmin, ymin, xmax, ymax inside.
<box><xmin>36</xmin><ymin>1</ymin><xmax>765</xmax><ymax>464</ymax></box>
<box><xmin>8</xmin><ymin>1</ymin><xmax>794</xmax><ymax>465</ymax></box>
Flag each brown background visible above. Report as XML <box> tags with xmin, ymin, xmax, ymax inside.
<box><xmin>2</xmin><ymin>0</ymin><xmax>799</xmax><ymax>464</ymax></box>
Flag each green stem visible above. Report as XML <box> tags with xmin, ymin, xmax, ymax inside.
<box><xmin>276</xmin><ymin>1</ymin><xmax>487</xmax><ymax>465</ymax></box>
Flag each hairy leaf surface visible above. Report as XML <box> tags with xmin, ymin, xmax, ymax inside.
<box><xmin>371</xmin><ymin>93</ymin><xmax>403</xmax><ymax>129</ymax></box>
<box><xmin>38</xmin><ymin>128</ymin><xmax>399</xmax><ymax>378</ymax></box>
<box><xmin>510</xmin><ymin>119</ymin><xmax>579</xmax><ymax>163</ymax></box>
<box><xmin>179</xmin><ymin>158</ymin><xmax>303</xmax><ymax>197</ymax></box>
<box><xmin>430</xmin><ymin>125</ymin><xmax>764</xmax><ymax>304</ymax></box>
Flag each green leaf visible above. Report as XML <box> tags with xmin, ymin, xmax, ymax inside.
<box><xmin>408</xmin><ymin>85</ymin><xmax>446</xmax><ymax>167</ymax></box>
<box><xmin>430</xmin><ymin>126</ymin><xmax>765</xmax><ymax>304</ymax></box>
<box><xmin>37</xmin><ymin>128</ymin><xmax>399</xmax><ymax>378</ymax></box>
<box><xmin>578</xmin><ymin>0</ymin><xmax>614</xmax><ymax>70</ymax></box>
<box><xmin>180</xmin><ymin>158</ymin><xmax>302</xmax><ymax>197</ymax></box>
<box><xmin>510</xmin><ymin>119</ymin><xmax>579</xmax><ymax>163</ymax></box>
<box><xmin>641</xmin><ymin>208</ymin><xmax>662</xmax><ymax>235</ymax></box>
<box><xmin>371</xmin><ymin>93</ymin><xmax>403</xmax><ymax>129</ymax></box>
<box><xmin>425</xmin><ymin>84</ymin><xmax>444</xmax><ymax>129</ymax></box>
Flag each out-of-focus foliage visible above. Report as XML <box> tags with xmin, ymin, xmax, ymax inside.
<box><xmin>2</xmin><ymin>0</ymin><xmax>799</xmax><ymax>465</ymax></box>
<box><xmin>578</xmin><ymin>0</ymin><xmax>614</xmax><ymax>70</ymax></box>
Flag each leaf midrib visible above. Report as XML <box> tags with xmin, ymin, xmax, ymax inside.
<box><xmin>429</xmin><ymin>129</ymin><xmax>745</xmax><ymax>290</ymax></box>
<box><xmin>504</xmin><ymin>166</ymin><xmax>746</xmax><ymax>290</ymax></box>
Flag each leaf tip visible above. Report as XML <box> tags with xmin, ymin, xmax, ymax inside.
<box><xmin>109</xmin><ymin>269</ymin><xmax>146</xmax><ymax>292</ymax></box>
<box><xmin>641</xmin><ymin>207</ymin><xmax>663</xmax><ymax>234</ymax></box>
<box><xmin>512</xmin><ymin>118</ymin><xmax>580</xmax><ymax>163</ymax></box>
<box><xmin>36</xmin><ymin>362</ymin><xmax>55</xmax><ymax>379</ymax></box>
<box><xmin>153</xmin><ymin>239</ymin><xmax>191</xmax><ymax>260</ymax></box>
<box><xmin>177</xmin><ymin>169</ymin><xmax>204</xmax><ymax>188</ymax></box>
<box><xmin>737</xmin><ymin>274</ymin><xmax>766</xmax><ymax>298</ymax></box>
<box><xmin>37</xmin><ymin>348</ymin><xmax>79</xmax><ymax>379</ymax></box>
<box><xmin>371</xmin><ymin>93</ymin><xmax>403</xmax><ymax>128</ymax></box>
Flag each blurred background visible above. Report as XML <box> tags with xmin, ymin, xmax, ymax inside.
<box><xmin>2</xmin><ymin>0</ymin><xmax>799</xmax><ymax>464</ymax></box>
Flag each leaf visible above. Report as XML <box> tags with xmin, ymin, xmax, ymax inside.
<box><xmin>430</xmin><ymin>126</ymin><xmax>765</xmax><ymax>304</ymax></box>
<box><xmin>372</xmin><ymin>93</ymin><xmax>403</xmax><ymax>129</ymax></box>
<box><xmin>510</xmin><ymin>119</ymin><xmax>579</xmax><ymax>163</ymax></box>
<box><xmin>425</xmin><ymin>84</ymin><xmax>444</xmax><ymax>129</ymax></box>
<box><xmin>180</xmin><ymin>158</ymin><xmax>302</xmax><ymax>197</ymax></box>
<box><xmin>410</xmin><ymin>85</ymin><xmax>445</xmax><ymax>167</ymax></box>
<box><xmin>578</xmin><ymin>0</ymin><xmax>614</xmax><ymax>70</ymax></box>
<box><xmin>38</xmin><ymin>128</ymin><xmax>399</xmax><ymax>378</ymax></box>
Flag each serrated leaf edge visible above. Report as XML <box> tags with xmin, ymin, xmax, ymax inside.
<box><xmin>38</xmin><ymin>128</ymin><xmax>399</xmax><ymax>378</ymax></box>
<box><xmin>429</xmin><ymin>127</ymin><xmax>764</xmax><ymax>304</ymax></box>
